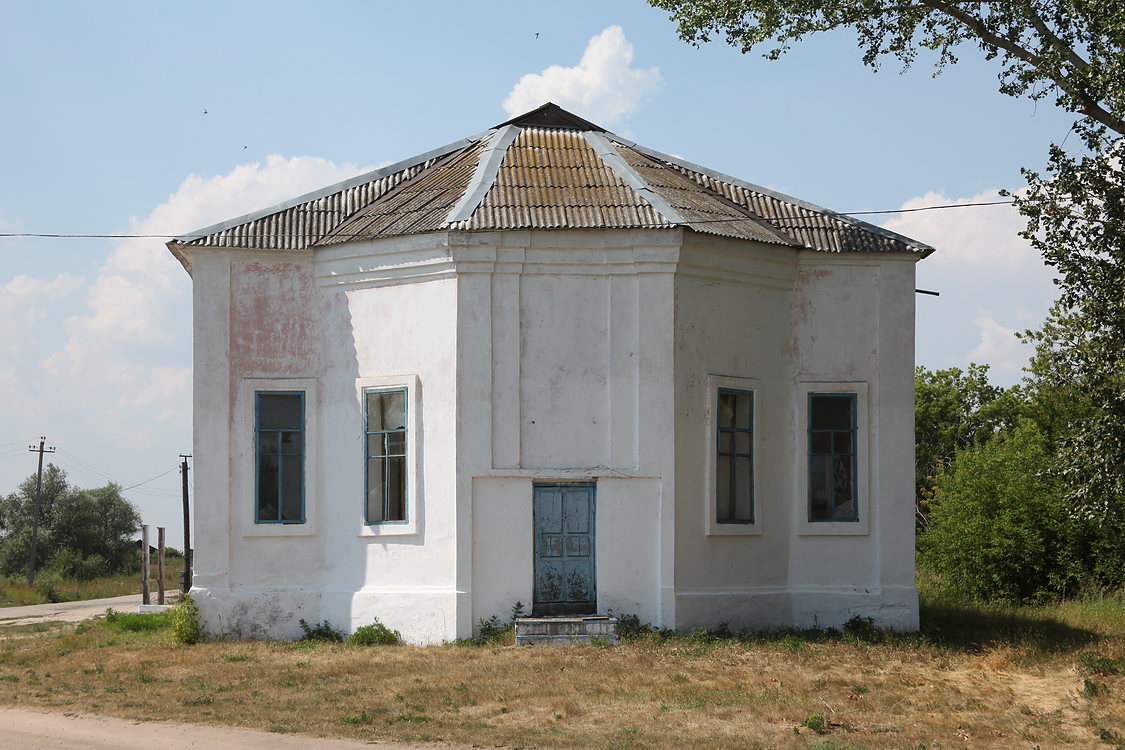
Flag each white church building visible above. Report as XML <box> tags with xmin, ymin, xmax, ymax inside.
<box><xmin>169</xmin><ymin>104</ymin><xmax>933</xmax><ymax>643</ymax></box>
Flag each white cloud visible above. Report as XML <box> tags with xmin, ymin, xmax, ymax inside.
<box><xmin>41</xmin><ymin>154</ymin><xmax>373</xmax><ymax>439</ymax></box>
<box><xmin>882</xmin><ymin>188</ymin><xmax>1056</xmax><ymax>385</ymax></box>
<box><xmin>502</xmin><ymin>26</ymin><xmax>661</xmax><ymax>125</ymax></box>
<box><xmin>0</xmin><ymin>273</ymin><xmax>83</xmax><ymax>314</ymax></box>
<box><xmin>882</xmin><ymin>188</ymin><xmax>1034</xmax><ymax>268</ymax></box>
<box><xmin>967</xmin><ymin>313</ymin><xmax>1026</xmax><ymax>378</ymax></box>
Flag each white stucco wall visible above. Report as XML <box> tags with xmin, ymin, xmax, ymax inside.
<box><xmin>672</xmin><ymin>233</ymin><xmax>919</xmax><ymax>631</ymax></box>
<box><xmin>186</xmin><ymin>226</ymin><xmax>919</xmax><ymax>643</ymax></box>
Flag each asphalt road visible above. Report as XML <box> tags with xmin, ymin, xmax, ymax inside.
<box><xmin>0</xmin><ymin>594</ymin><xmax>147</xmax><ymax>628</ymax></box>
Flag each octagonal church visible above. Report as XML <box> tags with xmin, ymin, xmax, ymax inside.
<box><xmin>168</xmin><ymin>104</ymin><xmax>932</xmax><ymax>643</ymax></box>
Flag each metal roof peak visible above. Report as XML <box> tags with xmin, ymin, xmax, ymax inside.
<box><xmin>493</xmin><ymin>102</ymin><xmax>607</xmax><ymax>132</ymax></box>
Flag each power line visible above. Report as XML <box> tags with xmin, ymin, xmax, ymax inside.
<box><xmin>121</xmin><ymin>465</ymin><xmax>180</xmax><ymax>492</ymax></box>
<box><xmin>0</xmin><ymin>198</ymin><xmax>1022</xmax><ymax>241</ymax></box>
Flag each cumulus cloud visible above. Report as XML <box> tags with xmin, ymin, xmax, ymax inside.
<box><xmin>881</xmin><ymin>188</ymin><xmax>1035</xmax><ymax>268</ymax></box>
<box><xmin>882</xmin><ymin>189</ymin><xmax>1056</xmax><ymax>385</ymax></box>
<box><xmin>42</xmin><ymin>154</ymin><xmax>373</xmax><ymax>438</ymax></box>
<box><xmin>0</xmin><ymin>273</ymin><xmax>84</xmax><ymax>314</ymax></box>
<box><xmin>502</xmin><ymin>26</ymin><xmax>661</xmax><ymax>125</ymax></box>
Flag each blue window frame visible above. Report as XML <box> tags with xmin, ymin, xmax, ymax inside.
<box><xmin>808</xmin><ymin>393</ymin><xmax>858</xmax><ymax>522</ymax></box>
<box><xmin>365</xmin><ymin>387</ymin><xmax>407</xmax><ymax>524</ymax></box>
<box><xmin>255</xmin><ymin>391</ymin><xmax>305</xmax><ymax>524</ymax></box>
<box><xmin>716</xmin><ymin>388</ymin><xmax>754</xmax><ymax>524</ymax></box>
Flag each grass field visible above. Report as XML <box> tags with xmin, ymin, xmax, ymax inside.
<box><xmin>0</xmin><ymin>559</ymin><xmax>184</xmax><ymax>607</ymax></box>
<box><xmin>0</xmin><ymin>588</ymin><xmax>1122</xmax><ymax>749</ymax></box>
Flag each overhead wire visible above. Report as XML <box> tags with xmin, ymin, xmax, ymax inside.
<box><xmin>0</xmin><ymin>198</ymin><xmax>1024</xmax><ymax>241</ymax></box>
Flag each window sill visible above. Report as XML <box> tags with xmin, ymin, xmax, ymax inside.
<box><xmin>358</xmin><ymin>521</ymin><xmax>418</xmax><ymax>538</ymax></box>
<box><xmin>705</xmin><ymin>522</ymin><xmax>763</xmax><ymax>536</ymax></box>
<box><xmin>796</xmin><ymin>521</ymin><xmax>868</xmax><ymax>536</ymax></box>
<box><xmin>242</xmin><ymin>522</ymin><xmax>318</xmax><ymax>538</ymax></box>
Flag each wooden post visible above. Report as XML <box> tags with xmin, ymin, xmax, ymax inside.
<box><xmin>157</xmin><ymin>527</ymin><xmax>166</xmax><ymax>606</ymax></box>
<box><xmin>141</xmin><ymin>524</ymin><xmax>150</xmax><ymax>605</ymax></box>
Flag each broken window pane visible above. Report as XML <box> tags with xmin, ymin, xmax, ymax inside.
<box><xmin>365</xmin><ymin>388</ymin><xmax>408</xmax><ymax>523</ymax></box>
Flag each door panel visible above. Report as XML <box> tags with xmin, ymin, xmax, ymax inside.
<box><xmin>534</xmin><ymin>484</ymin><xmax>596</xmax><ymax>615</ymax></box>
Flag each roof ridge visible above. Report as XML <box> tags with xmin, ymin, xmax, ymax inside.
<box><xmin>582</xmin><ymin>131</ymin><xmax>687</xmax><ymax>226</ymax></box>
<box><xmin>445</xmin><ymin>125</ymin><xmax>521</xmax><ymax>224</ymax></box>
<box><xmin>314</xmin><ymin>140</ymin><xmax>483</xmax><ymax>246</ymax></box>
<box><xmin>603</xmin><ymin>135</ymin><xmax>935</xmax><ymax>255</ymax></box>
<box><xmin>173</xmin><ymin>129</ymin><xmax>493</xmax><ymax>244</ymax></box>
<box><xmin>615</xmin><ymin>143</ymin><xmax>804</xmax><ymax>248</ymax></box>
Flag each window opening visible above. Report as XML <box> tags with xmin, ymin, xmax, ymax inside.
<box><xmin>716</xmin><ymin>389</ymin><xmax>754</xmax><ymax>524</ymax></box>
<box><xmin>255</xmin><ymin>391</ymin><xmax>305</xmax><ymax>523</ymax></box>
<box><xmin>365</xmin><ymin>388</ymin><xmax>407</xmax><ymax>523</ymax></box>
<box><xmin>808</xmin><ymin>393</ymin><xmax>858</xmax><ymax>522</ymax></box>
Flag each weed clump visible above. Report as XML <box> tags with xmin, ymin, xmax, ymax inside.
<box><xmin>171</xmin><ymin>594</ymin><xmax>201</xmax><ymax>644</ymax></box>
<box><xmin>470</xmin><ymin>601</ymin><xmax>525</xmax><ymax>644</ymax></box>
<box><xmin>104</xmin><ymin>607</ymin><xmax>173</xmax><ymax>632</ymax></box>
<box><xmin>800</xmin><ymin>712</ymin><xmax>829</xmax><ymax>734</ymax></box>
<box><xmin>347</xmin><ymin>619</ymin><xmax>400</xmax><ymax>646</ymax></box>
<box><xmin>298</xmin><ymin>618</ymin><xmax>344</xmax><ymax>642</ymax></box>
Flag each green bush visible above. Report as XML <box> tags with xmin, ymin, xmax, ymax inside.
<box><xmin>171</xmin><ymin>595</ymin><xmax>202</xmax><ymax>645</ymax></box>
<box><xmin>347</xmin><ymin>619</ymin><xmax>400</xmax><ymax>646</ymax></box>
<box><xmin>919</xmin><ymin>420</ymin><xmax>1072</xmax><ymax>604</ymax></box>
<box><xmin>33</xmin><ymin>573</ymin><xmax>69</xmax><ymax>603</ymax></box>
<box><xmin>298</xmin><ymin>618</ymin><xmax>344</xmax><ymax>642</ymax></box>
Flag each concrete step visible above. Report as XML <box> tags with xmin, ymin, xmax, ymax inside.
<box><xmin>515</xmin><ymin>615</ymin><xmax>619</xmax><ymax>646</ymax></box>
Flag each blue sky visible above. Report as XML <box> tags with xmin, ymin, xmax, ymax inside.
<box><xmin>1</xmin><ymin>1</ymin><xmax>1065</xmax><ymax>539</ymax></box>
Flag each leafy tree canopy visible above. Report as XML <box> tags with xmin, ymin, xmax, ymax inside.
<box><xmin>0</xmin><ymin>465</ymin><xmax>141</xmax><ymax>578</ymax></box>
<box><xmin>914</xmin><ymin>364</ymin><xmax>1023</xmax><ymax>511</ymax></box>
<box><xmin>648</xmin><ymin>1</ymin><xmax>1124</xmax><ymax>145</ymax></box>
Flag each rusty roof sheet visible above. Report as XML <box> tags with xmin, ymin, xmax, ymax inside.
<box><xmin>450</xmin><ymin>127</ymin><xmax>672</xmax><ymax>232</ymax></box>
<box><xmin>172</xmin><ymin>104</ymin><xmax>933</xmax><ymax>257</ymax></box>
<box><xmin>613</xmin><ymin>144</ymin><xmax>800</xmax><ymax>247</ymax></box>
<box><xmin>319</xmin><ymin>140</ymin><xmax>487</xmax><ymax>245</ymax></box>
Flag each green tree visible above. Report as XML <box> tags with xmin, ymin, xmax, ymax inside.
<box><xmin>914</xmin><ymin>364</ymin><xmax>1023</xmax><ymax>512</ymax></box>
<box><xmin>0</xmin><ymin>464</ymin><xmax>74</xmax><ymax>577</ymax></box>
<box><xmin>647</xmin><ymin>1</ymin><xmax>1123</xmax><ymax>139</ymax></box>
<box><xmin>0</xmin><ymin>466</ymin><xmax>142</xmax><ymax>578</ymax></box>
<box><xmin>919</xmin><ymin>420</ymin><xmax>1072</xmax><ymax>603</ymax></box>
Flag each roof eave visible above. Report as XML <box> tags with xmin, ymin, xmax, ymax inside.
<box><xmin>606</xmin><ymin>135</ymin><xmax>936</xmax><ymax>258</ymax></box>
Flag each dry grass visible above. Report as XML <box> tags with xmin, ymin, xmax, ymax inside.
<box><xmin>0</xmin><ymin>559</ymin><xmax>184</xmax><ymax>607</ymax></box>
<box><xmin>0</xmin><ymin>593</ymin><xmax>1122</xmax><ymax>749</ymax></box>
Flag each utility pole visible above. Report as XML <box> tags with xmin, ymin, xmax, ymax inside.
<box><xmin>180</xmin><ymin>454</ymin><xmax>192</xmax><ymax>593</ymax></box>
<box><xmin>26</xmin><ymin>436</ymin><xmax>56</xmax><ymax>586</ymax></box>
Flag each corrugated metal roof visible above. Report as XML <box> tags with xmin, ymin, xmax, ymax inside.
<box><xmin>172</xmin><ymin>104</ymin><xmax>933</xmax><ymax>257</ymax></box>
<box><xmin>319</xmin><ymin>140</ymin><xmax>487</xmax><ymax>245</ymax></box>
<box><xmin>613</xmin><ymin>144</ymin><xmax>800</xmax><ymax>247</ymax></box>
<box><xmin>451</xmin><ymin>127</ymin><xmax>672</xmax><ymax>232</ymax></box>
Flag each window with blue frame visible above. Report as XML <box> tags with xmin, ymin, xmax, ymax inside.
<box><xmin>365</xmin><ymin>388</ymin><xmax>407</xmax><ymax>523</ymax></box>
<box><xmin>716</xmin><ymin>388</ymin><xmax>754</xmax><ymax>524</ymax></box>
<box><xmin>255</xmin><ymin>391</ymin><xmax>305</xmax><ymax>524</ymax></box>
<box><xmin>808</xmin><ymin>393</ymin><xmax>858</xmax><ymax>522</ymax></box>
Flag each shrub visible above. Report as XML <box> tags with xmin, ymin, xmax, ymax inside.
<box><xmin>347</xmin><ymin>619</ymin><xmax>400</xmax><ymax>646</ymax></box>
<box><xmin>298</xmin><ymin>618</ymin><xmax>344</xmax><ymax>642</ymax></box>
<box><xmin>800</xmin><ymin>712</ymin><xmax>829</xmax><ymax>734</ymax></box>
<box><xmin>33</xmin><ymin>573</ymin><xmax>68</xmax><ymax>603</ymax></box>
<box><xmin>919</xmin><ymin>420</ymin><xmax>1073</xmax><ymax>604</ymax></box>
<box><xmin>171</xmin><ymin>595</ymin><xmax>202</xmax><ymax>645</ymax></box>
<box><xmin>474</xmin><ymin>601</ymin><xmax>525</xmax><ymax>644</ymax></box>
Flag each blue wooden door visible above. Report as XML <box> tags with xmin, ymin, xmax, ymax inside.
<box><xmin>533</xmin><ymin>483</ymin><xmax>596</xmax><ymax>615</ymax></box>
